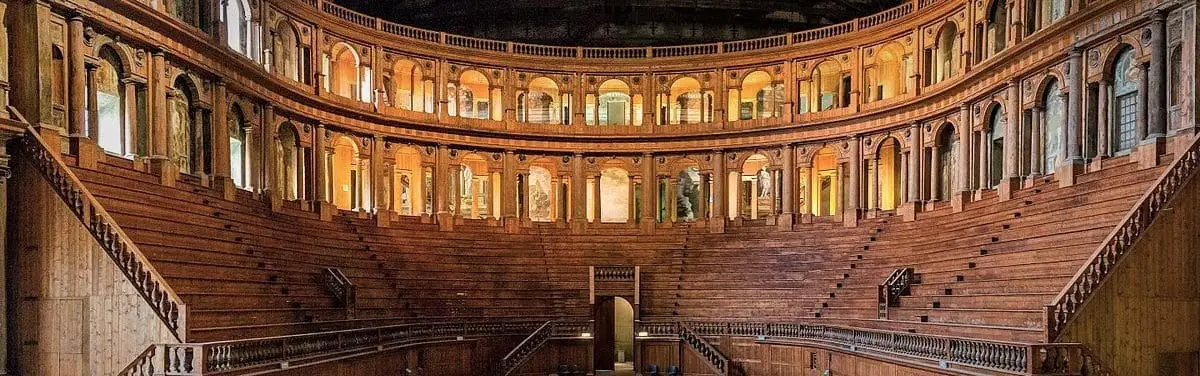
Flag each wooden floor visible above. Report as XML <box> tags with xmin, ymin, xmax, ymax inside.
<box><xmin>70</xmin><ymin>153</ymin><xmax>1166</xmax><ymax>344</ymax></box>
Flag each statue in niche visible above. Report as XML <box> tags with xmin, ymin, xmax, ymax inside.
<box><xmin>757</xmin><ymin>167</ymin><xmax>772</xmax><ymax>198</ymax></box>
<box><xmin>676</xmin><ymin>168</ymin><xmax>700</xmax><ymax>221</ymax></box>
<box><xmin>399</xmin><ymin>174</ymin><xmax>412</xmax><ymax>215</ymax></box>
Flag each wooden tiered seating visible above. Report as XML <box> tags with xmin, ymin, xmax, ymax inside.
<box><xmin>71</xmin><ymin>152</ymin><xmax>1166</xmax><ymax>344</ymax></box>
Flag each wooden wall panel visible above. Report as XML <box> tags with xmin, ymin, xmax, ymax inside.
<box><xmin>1061</xmin><ymin>172</ymin><xmax>1200</xmax><ymax>376</ymax></box>
<box><xmin>8</xmin><ymin>163</ymin><xmax>177</xmax><ymax>376</ymax></box>
<box><xmin>513</xmin><ymin>339</ymin><xmax>592</xmax><ymax>375</ymax></box>
<box><xmin>638</xmin><ymin>340</ymin><xmax>680</xmax><ymax>372</ymax></box>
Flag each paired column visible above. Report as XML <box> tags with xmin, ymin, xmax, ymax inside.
<box><xmin>571</xmin><ymin>153</ymin><xmax>586</xmax><ymax>224</ymax></box>
<box><xmin>213</xmin><ymin>81</ymin><xmax>230</xmax><ymax>179</ymax></box>
<box><xmin>906</xmin><ymin>121</ymin><xmax>922</xmax><ymax>204</ymax></box>
<box><xmin>711</xmin><ymin>150</ymin><xmax>727</xmax><ymax>222</ymax></box>
<box><xmin>640</xmin><ymin>153</ymin><xmax>655</xmax><ymax>225</ymax></box>
<box><xmin>67</xmin><ymin>14</ymin><xmax>86</xmax><ymax>137</ymax></box>
<box><xmin>313</xmin><ymin>123</ymin><xmax>329</xmax><ymax>202</ymax></box>
<box><xmin>845</xmin><ymin>136</ymin><xmax>861</xmax><ymax>225</ymax></box>
<box><xmin>151</xmin><ymin>50</ymin><xmax>168</xmax><ymax>158</ymax></box>
<box><xmin>1065</xmin><ymin>47</ymin><xmax>1084</xmax><ymax>164</ymax></box>
<box><xmin>957</xmin><ymin>103</ymin><xmax>972</xmax><ymax>194</ymax></box>
<box><xmin>1030</xmin><ymin>105</ymin><xmax>1044</xmax><ymax>175</ymax></box>
<box><xmin>1147</xmin><ymin>11</ymin><xmax>1167</xmax><ymax>139</ymax></box>
<box><xmin>780</xmin><ymin>144</ymin><xmax>795</xmax><ymax>221</ymax></box>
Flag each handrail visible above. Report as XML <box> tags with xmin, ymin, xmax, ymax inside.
<box><xmin>594</xmin><ymin>265</ymin><xmax>637</xmax><ymax>281</ymax></box>
<box><xmin>641</xmin><ymin>320</ymin><xmax>1032</xmax><ymax>374</ymax></box>
<box><xmin>116</xmin><ymin>345</ymin><xmax>159</xmax><ymax>376</ymax></box>
<box><xmin>1029</xmin><ymin>343</ymin><xmax>1115</xmax><ymax>376</ymax></box>
<box><xmin>1046</xmin><ymin>135</ymin><xmax>1200</xmax><ymax>341</ymax></box>
<box><xmin>18</xmin><ymin>126</ymin><xmax>187</xmax><ymax>341</ymax></box>
<box><xmin>304</xmin><ymin>0</ymin><xmax>923</xmax><ymax>58</ymax></box>
<box><xmin>499</xmin><ymin>320</ymin><xmax>555</xmax><ymax>376</ymax></box>
<box><xmin>878</xmin><ymin>267</ymin><xmax>914</xmax><ymax>318</ymax></box>
<box><xmin>156</xmin><ymin>320</ymin><xmax>546</xmax><ymax>374</ymax></box>
<box><xmin>679</xmin><ymin>322</ymin><xmax>730</xmax><ymax>376</ymax></box>
<box><xmin>324</xmin><ymin>267</ymin><xmax>356</xmax><ymax>309</ymax></box>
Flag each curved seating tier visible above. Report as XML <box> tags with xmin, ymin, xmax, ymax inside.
<box><xmin>73</xmin><ymin>154</ymin><xmax>1165</xmax><ymax>343</ymax></box>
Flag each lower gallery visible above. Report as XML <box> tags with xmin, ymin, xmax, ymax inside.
<box><xmin>0</xmin><ymin>0</ymin><xmax>1198</xmax><ymax>374</ymax></box>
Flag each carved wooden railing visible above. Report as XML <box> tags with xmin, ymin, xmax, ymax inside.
<box><xmin>1046</xmin><ymin>135</ymin><xmax>1200</xmax><ymax>341</ymax></box>
<box><xmin>324</xmin><ymin>267</ymin><xmax>356</xmax><ymax>310</ymax></box>
<box><xmin>117</xmin><ymin>345</ymin><xmax>159</xmax><ymax>376</ymax></box>
<box><xmin>878</xmin><ymin>267</ymin><xmax>915</xmax><ymax>319</ymax></box>
<box><xmin>18</xmin><ymin>126</ymin><xmax>187</xmax><ymax>341</ymax></box>
<box><xmin>1029</xmin><ymin>343</ymin><xmax>1115</xmax><ymax>376</ymax></box>
<box><xmin>499</xmin><ymin>321</ymin><xmax>555</xmax><ymax>376</ymax></box>
<box><xmin>594</xmin><ymin>265</ymin><xmax>637</xmax><ymax>281</ymax></box>
<box><xmin>300</xmin><ymin>0</ymin><xmax>925</xmax><ymax>59</ymax></box>
<box><xmin>143</xmin><ymin>320</ymin><xmax>545</xmax><ymax>375</ymax></box>
<box><xmin>679</xmin><ymin>322</ymin><xmax>731</xmax><ymax>376</ymax></box>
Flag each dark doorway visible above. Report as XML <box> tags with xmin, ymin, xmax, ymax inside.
<box><xmin>593</xmin><ymin>296</ymin><xmax>635</xmax><ymax>374</ymax></box>
<box><xmin>593</xmin><ymin>297</ymin><xmax>615</xmax><ymax>371</ymax></box>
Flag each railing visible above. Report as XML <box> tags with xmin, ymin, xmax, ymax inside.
<box><xmin>117</xmin><ymin>345</ymin><xmax>159</xmax><ymax>376</ymax></box>
<box><xmin>594</xmin><ymin>265</ymin><xmax>637</xmax><ymax>281</ymax></box>
<box><xmin>679</xmin><ymin>323</ymin><xmax>730</xmax><ymax>376</ymax></box>
<box><xmin>499</xmin><ymin>321</ymin><xmax>555</xmax><ymax>376</ymax></box>
<box><xmin>878</xmin><ymin>267</ymin><xmax>914</xmax><ymax>319</ymax></box>
<box><xmin>1029</xmin><ymin>344</ymin><xmax>1115</xmax><ymax>376</ymax></box>
<box><xmin>645</xmin><ymin>321</ymin><xmax>1030</xmax><ymax>374</ymax></box>
<box><xmin>324</xmin><ymin>267</ymin><xmax>356</xmax><ymax>310</ymax></box>
<box><xmin>18</xmin><ymin>126</ymin><xmax>187</xmax><ymax>341</ymax></box>
<box><xmin>298</xmin><ymin>0</ymin><xmax>923</xmax><ymax>59</ymax></box>
<box><xmin>149</xmin><ymin>321</ymin><xmax>545</xmax><ymax>375</ymax></box>
<box><xmin>1046</xmin><ymin>135</ymin><xmax>1200</xmax><ymax>340</ymax></box>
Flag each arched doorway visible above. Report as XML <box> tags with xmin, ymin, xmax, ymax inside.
<box><xmin>593</xmin><ymin>296</ymin><xmax>635</xmax><ymax>374</ymax></box>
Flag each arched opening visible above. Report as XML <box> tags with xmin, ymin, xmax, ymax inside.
<box><xmin>983</xmin><ymin>0</ymin><xmax>1007</xmax><ymax>60</ymax></box>
<box><xmin>392</xmin><ymin>146</ymin><xmax>424</xmax><ymax>216</ymax></box>
<box><xmin>873</xmin><ymin>138</ymin><xmax>902</xmax><ymax>210</ymax></box>
<box><xmin>665</xmin><ymin>77</ymin><xmax>710</xmax><ymax>124</ymax></box>
<box><xmin>738</xmin><ymin>154</ymin><xmax>773</xmax><ymax>219</ymax></box>
<box><xmin>1028</xmin><ymin>0</ymin><xmax>1066</xmax><ymax>34</ymax></box>
<box><xmin>1170</xmin><ymin>45</ymin><xmax>1184</xmax><ymax>130</ymax></box>
<box><xmin>96</xmin><ymin>46</ymin><xmax>127</xmax><ymax>155</ymax></box>
<box><xmin>393</xmin><ymin>59</ymin><xmax>433</xmax><ymax>113</ymax></box>
<box><xmin>729</xmin><ymin>71</ymin><xmax>782</xmax><ymax>120</ymax></box>
<box><xmin>228</xmin><ymin>105</ymin><xmax>249</xmax><ymax>189</ymax></box>
<box><xmin>867</xmin><ymin>43</ymin><xmax>908</xmax><ymax>102</ymax></box>
<box><xmin>330</xmin><ymin>136</ymin><xmax>360</xmax><ymax>210</ymax></box>
<box><xmin>522</xmin><ymin>77</ymin><xmax>562</xmax><ymax>124</ymax></box>
<box><xmin>594</xmin><ymin>79</ymin><xmax>635</xmax><ymax>125</ymax></box>
<box><xmin>1110</xmin><ymin>46</ymin><xmax>1138</xmax><ymax>154</ymax></box>
<box><xmin>592</xmin><ymin>296</ymin><xmax>635</xmax><ymax>373</ymax></box>
<box><xmin>276</xmin><ymin>123</ymin><xmax>302</xmax><ymax>201</ymax></box>
<box><xmin>810</xmin><ymin>60</ymin><xmax>845</xmax><ymax>112</ymax></box>
<box><xmin>457</xmin><ymin>154</ymin><xmax>491</xmax><ymax>219</ymax></box>
<box><xmin>328</xmin><ymin>43</ymin><xmax>360</xmax><ymax>100</ymax></box>
<box><xmin>1041</xmin><ymin>79</ymin><xmax>1064</xmax><ymax>173</ymax></box>
<box><xmin>455</xmin><ymin>70</ymin><xmax>494</xmax><ymax>120</ymax></box>
<box><xmin>224</xmin><ymin>0</ymin><xmax>252</xmax><ymax>56</ymax></box>
<box><xmin>274</xmin><ymin>21</ymin><xmax>301</xmax><ymax>82</ymax></box>
<box><xmin>810</xmin><ymin>147</ymin><xmax>839</xmax><ymax>216</ymax></box>
<box><xmin>169</xmin><ymin>76</ymin><xmax>205</xmax><ymax>175</ymax></box>
<box><xmin>987</xmin><ymin>105</ymin><xmax>1005</xmax><ymax>188</ymax></box>
<box><xmin>600</xmin><ymin>167</ymin><xmax>630</xmax><ymax>223</ymax></box>
<box><xmin>929</xmin><ymin>22</ymin><xmax>959</xmax><ymax>85</ymax></box>
<box><xmin>528</xmin><ymin>165</ymin><xmax>556</xmax><ymax>222</ymax></box>
<box><xmin>935</xmin><ymin>124</ymin><xmax>958</xmax><ymax>200</ymax></box>
<box><xmin>672</xmin><ymin>167</ymin><xmax>702</xmax><ymax>222</ymax></box>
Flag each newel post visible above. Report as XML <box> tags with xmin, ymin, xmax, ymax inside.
<box><xmin>1043</xmin><ymin>304</ymin><xmax>1057</xmax><ymax>342</ymax></box>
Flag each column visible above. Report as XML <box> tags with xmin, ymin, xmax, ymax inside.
<box><xmin>846</xmin><ymin>136</ymin><xmax>861</xmax><ymax>215</ymax></box>
<box><xmin>906</xmin><ymin>121</ymin><xmax>922</xmax><ymax>203</ymax></box>
<box><xmin>871</xmin><ymin>157</ymin><xmax>880</xmax><ymax>210</ymax></box>
<box><xmin>122</xmin><ymin>78</ymin><xmax>138</xmax><ymax>155</ymax></box>
<box><xmin>435</xmin><ymin>145</ymin><xmax>449</xmax><ymax>216</ymax></box>
<box><xmin>1097</xmin><ymin>79</ymin><xmax>1110</xmax><ymax>157</ymax></box>
<box><xmin>67</xmin><ymin>14</ymin><xmax>86</xmax><ymax>137</ymax></box>
<box><xmin>957</xmin><ymin>103</ymin><xmax>972</xmax><ymax>193</ymax></box>
<box><xmin>712</xmin><ymin>150</ymin><xmax>726</xmax><ymax>221</ymax></box>
<box><xmin>0</xmin><ymin>126</ymin><xmax>18</xmax><ymax>375</ymax></box>
<box><xmin>503</xmin><ymin>150</ymin><xmax>517</xmax><ymax>220</ymax></box>
<box><xmin>85</xmin><ymin>64</ymin><xmax>99</xmax><ymax>139</ymax></box>
<box><xmin>571</xmin><ymin>153</ymin><xmax>585</xmax><ymax>223</ymax></box>
<box><xmin>371</xmin><ymin>135</ymin><xmax>385</xmax><ymax>212</ymax></box>
<box><xmin>1066</xmin><ymin>47</ymin><xmax>1084</xmax><ymax>163</ymax></box>
<box><xmin>592</xmin><ymin>172</ymin><xmax>602</xmax><ymax>222</ymax></box>
<box><xmin>930</xmin><ymin>143</ymin><xmax>941</xmax><ymax>200</ymax></box>
<box><xmin>213</xmin><ymin>81</ymin><xmax>230</xmax><ymax>179</ymax></box>
<box><xmin>313</xmin><ymin>123</ymin><xmax>328</xmax><ymax>202</ymax></box>
<box><xmin>151</xmin><ymin>50</ymin><xmax>168</xmax><ymax>158</ymax></box>
<box><xmin>1005</xmin><ymin>79</ymin><xmax>1020</xmax><ymax>179</ymax></box>
<box><xmin>781</xmin><ymin>144</ymin><xmax>795</xmax><ymax>219</ymax></box>
<box><xmin>640</xmin><ymin>153</ymin><xmax>655</xmax><ymax>224</ymax></box>
<box><xmin>1147</xmin><ymin>11</ymin><xmax>1167</xmax><ymax>138</ymax></box>
<box><xmin>1031</xmin><ymin>106</ymin><xmax>1044</xmax><ymax>175</ymax></box>
<box><xmin>263</xmin><ymin>105</ymin><xmax>278</xmax><ymax>193</ymax></box>
<box><xmin>979</xmin><ymin>130</ymin><xmax>989</xmax><ymax>188</ymax></box>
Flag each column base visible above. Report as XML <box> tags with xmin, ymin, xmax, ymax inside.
<box><xmin>570</xmin><ymin>219</ymin><xmax>586</xmax><ymax>234</ymax></box>
<box><xmin>898</xmin><ymin>202</ymin><xmax>918</xmax><ymax>222</ymax></box>
<box><xmin>267</xmin><ymin>191</ymin><xmax>283</xmax><ymax>212</ymax></box>
<box><xmin>375</xmin><ymin>210</ymin><xmax>391</xmax><ymax>228</ymax></box>
<box><xmin>69</xmin><ymin>136</ymin><xmax>100</xmax><ymax>170</ymax></box>
<box><xmin>640</xmin><ymin>218</ymin><xmax>655</xmax><ymax>233</ymax></box>
<box><xmin>777</xmin><ymin>213</ymin><xmax>794</xmax><ymax>231</ymax></box>
<box><xmin>36</xmin><ymin>124</ymin><xmax>64</xmax><ymax>153</ymax></box>
<box><xmin>1135</xmin><ymin>136</ymin><xmax>1166</xmax><ymax>169</ymax></box>
<box><xmin>1056</xmin><ymin>161</ymin><xmax>1085</xmax><ymax>187</ymax></box>
<box><xmin>842</xmin><ymin>209</ymin><xmax>859</xmax><ymax>228</ymax></box>
<box><xmin>314</xmin><ymin>201</ymin><xmax>335</xmax><ymax>222</ymax></box>
<box><xmin>997</xmin><ymin>177</ymin><xmax>1020</xmax><ymax>202</ymax></box>
<box><xmin>1171</xmin><ymin>128</ymin><xmax>1197</xmax><ymax>156</ymax></box>
<box><xmin>950</xmin><ymin>191</ymin><xmax>970</xmax><ymax>213</ymax></box>
<box><xmin>147</xmin><ymin>157</ymin><xmax>177</xmax><ymax>188</ymax></box>
<box><xmin>214</xmin><ymin>176</ymin><xmax>236</xmax><ymax>201</ymax></box>
<box><xmin>503</xmin><ymin>216</ymin><xmax>521</xmax><ymax>233</ymax></box>
<box><xmin>436</xmin><ymin>212</ymin><xmax>455</xmax><ymax>231</ymax></box>
<box><xmin>800</xmin><ymin>213</ymin><xmax>814</xmax><ymax>224</ymax></box>
<box><xmin>708</xmin><ymin>217</ymin><xmax>726</xmax><ymax>233</ymax></box>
